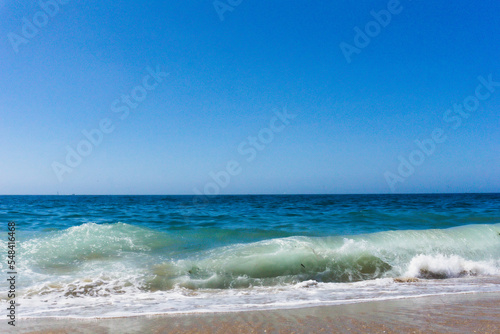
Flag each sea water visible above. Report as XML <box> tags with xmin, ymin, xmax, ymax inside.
<box><xmin>0</xmin><ymin>194</ymin><xmax>499</xmax><ymax>318</ymax></box>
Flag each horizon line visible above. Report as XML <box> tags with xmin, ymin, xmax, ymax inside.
<box><xmin>1</xmin><ymin>192</ymin><xmax>499</xmax><ymax>196</ymax></box>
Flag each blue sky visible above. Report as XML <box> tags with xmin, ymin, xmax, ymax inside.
<box><xmin>0</xmin><ymin>0</ymin><xmax>499</xmax><ymax>195</ymax></box>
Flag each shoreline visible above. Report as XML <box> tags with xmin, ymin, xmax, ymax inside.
<box><xmin>8</xmin><ymin>291</ymin><xmax>500</xmax><ymax>333</ymax></box>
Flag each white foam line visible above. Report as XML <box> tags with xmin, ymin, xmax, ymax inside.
<box><xmin>17</xmin><ymin>289</ymin><xmax>500</xmax><ymax>320</ymax></box>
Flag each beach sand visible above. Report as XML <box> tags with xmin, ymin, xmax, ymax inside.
<box><xmin>9</xmin><ymin>292</ymin><xmax>500</xmax><ymax>334</ymax></box>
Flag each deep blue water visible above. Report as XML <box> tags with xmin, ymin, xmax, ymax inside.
<box><xmin>2</xmin><ymin>193</ymin><xmax>499</xmax><ymax>234</ymax></box>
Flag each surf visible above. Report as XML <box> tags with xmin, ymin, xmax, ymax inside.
<box><xmin>5</xmin><ymin>222</ymin><xmax>499</xmax><ymax>295</ymax></box>
<box><xmin>1</xmin><ymin>220</ymin><xmax>498</xmax><ymax>318</ymax></box>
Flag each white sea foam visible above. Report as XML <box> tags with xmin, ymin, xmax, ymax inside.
<box><xmin>405</xmin><ymin>254</ymin><xmax>499</xmax><ymax>278</ymax></box>
<box><xmin>12</xmin><ymin>276</ymin><xmax>500</xmax><ymax>318</ymax></box>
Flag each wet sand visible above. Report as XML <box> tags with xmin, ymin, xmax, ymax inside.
<box><xmin>8</xmin><ymin>292</ymin><xmax>500</xmax><ymax>333</ymax></box>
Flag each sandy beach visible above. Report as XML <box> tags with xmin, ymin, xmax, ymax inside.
<box><xmin>8</xmin><ymin>291</ymin><xmax>500</xmax><ymax>334</ymax></box>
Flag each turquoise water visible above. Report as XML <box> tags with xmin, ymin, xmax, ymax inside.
<box><xmin>1</xmin><ymin>194</ymin><xmax>499</xmax><ymax>317</ymax></box>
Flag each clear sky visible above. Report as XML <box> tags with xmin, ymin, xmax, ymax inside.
<box><xmin>1</xmin><ymin>0</ymin><xmax>499</xmax><ymax>195</ymax></box>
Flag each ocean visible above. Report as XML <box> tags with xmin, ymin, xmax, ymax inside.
<box><xmin>1</xmin><ymin>194</ymin><xmax>499</xmax><ymax>318</ymax></box>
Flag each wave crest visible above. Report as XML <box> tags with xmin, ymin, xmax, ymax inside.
<box><xmin>405</xmin><ymin>254</ymin><xmax>499</xmax><ymax>279</ymax></box>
